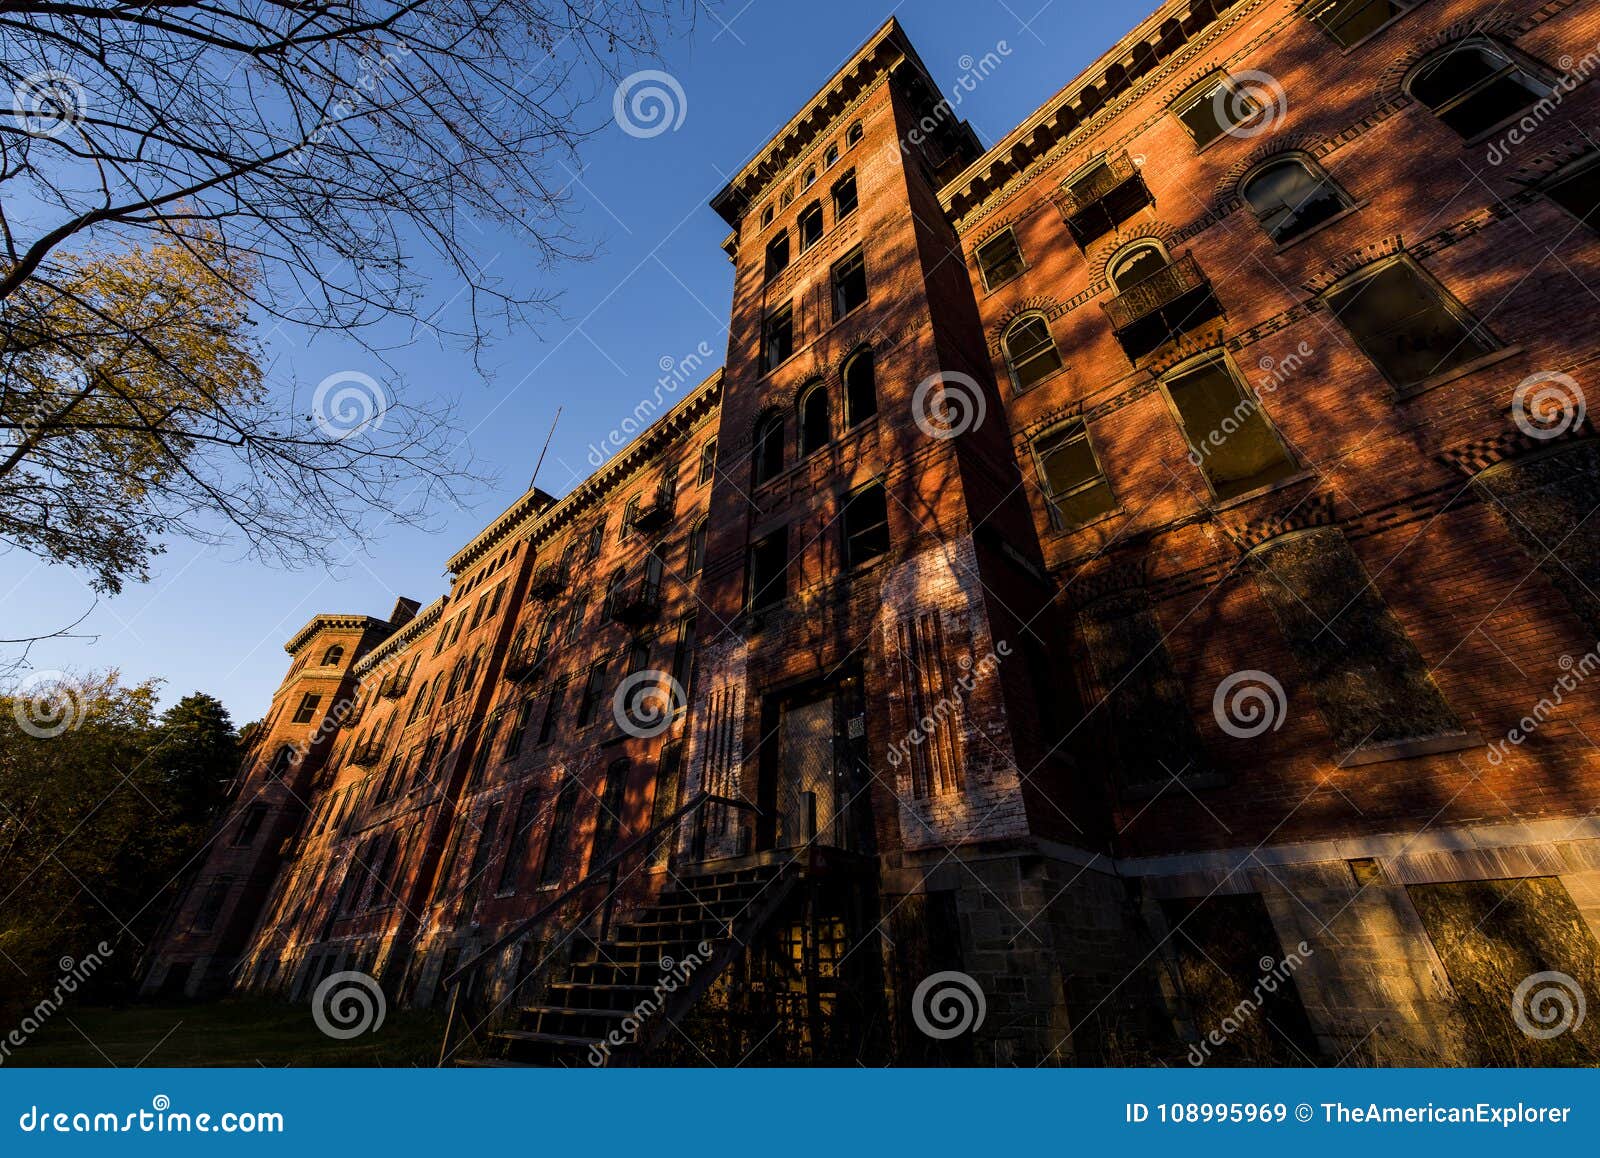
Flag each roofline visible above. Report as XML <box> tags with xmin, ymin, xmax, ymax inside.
<box><xmin>709</xmin><ymin>17</ymin><xmax>961</xmax><ymax>226</ymax></box>
<box><xmin>938</xmin><ymin>0</ymin><xmax>1246</xmax><ymax>225</ymax></box>
<box><xmin>353</xmin><ymin>596</ymin><xmax>447</xmax><ymax>676</ymax></box>
<box><xmin>283</xmin><ymin>614</ymin><xmax>390</xmax><ymax>657</ymax></box>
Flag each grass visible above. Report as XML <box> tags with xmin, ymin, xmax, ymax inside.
<box><xmin>8</xmin><ymin>999</ymin><xmax>447</xmax><ymax>1067</ymax></box>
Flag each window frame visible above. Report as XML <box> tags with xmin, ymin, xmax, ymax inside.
<box><xmin>797</xmin><ymin>201</ymin><xmax>824</xmax><ymax>252</ymax></box>
<box><xmin>844</xmin><ymin>348</ymin><xmax>877</xmax><ymax>427</ymax></box>
<box><xmin>1002</xmin><ymin>312</ymin><xmax>1065</xmax><ymax>393</ymax></box>
<box><xmin>797</xmin><ymin>380</ymin><xmax>832</xmax><ymax>457</ymax></box>
<box><xmin>832</xmin><ymin>171</ymin><xmax>859</xmax><ymax>220</ymax></box>
<box><xmin>764</xmin><ymin>230</ymin><xmax>791</xmax><ymax>281</ymax></box>
<box><xmin>1541</xmin><ymin>152</ymin><xmax>1600</xmax><ymax>233</ymax></box>
<box><xmin>1321</xmin><ymin>254</ymin><xmax>1504</xmax><ymax>395</ymax></box>
<box><xmin>840</xmin><ymin>481</ymin><xmax>892</xmax><ymax>570</ymax></box>
<box><xmin>761</xmin><ymin>301</ymin><xmax>795</xmax><ymax>373</ymax></box>
<box><xmin>1239</xmin><ymin>153</ymin><xmax>1356</xmax><ymax>244</ymax></box>
<box><xmin>1156</xmin><ymin>350</ymin><xmax>1302</xmax><ymax>502</ymax></box>
<box><xmin>1170</xmin><ymin>72</ymin><xmax>1261</xmax><ymax>151</ymax></box>
<box><xmin>1029</xmin><ymin>420</ymin><xmax>1119</xmax><ymax>532</ymax></box>
<box><xmin>975</xmin><ymin>227</ymin><xmax>1027</xmax><ymax>291</ymax></box>
<box><xmin>698</xmin><ymin>438</ymin><xmax>717</xmax><ymax>484</ymax></box>
<box><xmin>831</xmin><ymin>246</ymin><xmax>868</xmax><ymax>320</ymax></box>
<box><xmin>1302</xmin><ymin>0</ymin><xmax>1416</xmax><ymax>51</ymax></box>
<box><xmin>1404</xmin><ymin>37</ymin><xmax>1554</xmax><ymax>142</ymax></box>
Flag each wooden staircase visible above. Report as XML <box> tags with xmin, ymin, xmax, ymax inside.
<box><xmin>455</xmin><ymin>861</ymin><xmax>801</xmax><ymax>1067</ymax></box>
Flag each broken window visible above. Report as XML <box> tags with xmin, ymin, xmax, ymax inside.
<box><xmin>1242</xmin><ymin>155</ymin><xmax>1353</xmax><ymax>242</ymax></box>
<box><xmin>1003</xmin><ymin>314</ymin><xmax>1063</xmax><ymax>392</ymax></box>
<box><xmin>1032</xmin><ymin>421</ymin><xmax>1116</xmax><ymax>530</ymax></box>
<box><xmin>976</xmin><ymin>229</ymin><xmax>1025</xmax><ymax>289</ymax></box>
<box><xmin>1163</xmin><ymin>354</ymin><xmax>1299</xmax><ymax>499</ymax></box>
<box><xmin>1407</xmin><ymin>39</ymin><xmax>1550</xmax><ymax>139</ymax></box>
<box><xmin>842</xmin><ymin>483</ymin><xmax>891</xmax><ymax>569</ymax></box>
<box><xmin>1324</xmin><ymin>258</ymin><xmax>1497</xmax><ymax>392</ymax></box>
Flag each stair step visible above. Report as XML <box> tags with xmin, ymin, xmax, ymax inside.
<box><xmin>519</xmin><ymin>1005</ymin><xmax>628</xmax><ymax>1020</ymax></box>
<box><xmin>492</xmin><ymin>1029</ymin><xmax>601</xmax><ymax>1048</ymax></box>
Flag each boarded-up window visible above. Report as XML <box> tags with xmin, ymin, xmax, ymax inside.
<box><xmin>1251</xmin><ymin>528</ymin><xmax>1461</xmax><ymax>754</ymax></box>
<box><xmin>1078</xmin><ymin>591</ymin><xmax>1208</xmax><ymax>793</ymax></box>
<box><xmin>893</xmin><ymin>611</ymin><xmax>964</xmax><ymax>798</ymax></box>
<box><xmin>1472</xmin><ymin>443</ymin><xmax>1600</xmax><ymax>637</ymax></box>
<box><xmin>1409</xmin><ymin>878</ymin><xmax>1600</xmax><ymax>1065</ymax></box>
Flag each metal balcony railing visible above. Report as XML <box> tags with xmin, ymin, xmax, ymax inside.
<box><xmin>1059</xmin><ymin>150</ymin><xmax>1140</xmax><ymax>217</ymax></box>
<box><xmin>349</xmin><ymin>742</ymin><xmax>384</xmax><ymax>767</ymax></box>
<box><xmin>608</xmin><ymin>578</ymin><xmax>663</xmax><ymax>626</ymax></box>
<box><xmin>630</xmin><ymin>484</ymin><xmax>676</xmax><ymax>531</ymax></box>
<box><xmin>377</xmin><ymin>673</ymin><xmax>410</xmax><ymax>699</ymax></box>
<box><xmin>528</xmin><ymin>563</ymin><xmax>568</xmax><ymax>599</ymax></box>
<box><xmin>503</xmin><ymin>644</ymin><xmax>547</xmax><ymax>685</ymax></box>
<box><xmin>1101</xmin><ymin>253</ymin><xmax>1211</xmax><ymax>334</ymax></box>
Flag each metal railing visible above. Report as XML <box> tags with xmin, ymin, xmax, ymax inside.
<box><xmin>1059</xmin><ymin>150</ymin><xmax>1139</xmax><ymax>216</ymax></box>
<box><xmin>528</xmin><ymin>563</ymin><xmax>568</xmax><ymax>599</ymax></box>
<box><xmin>1101</xmin><ymin>252</ymin><xmax>1210</xmax><ymax>333</ymax></box>
<box><xmin>436</xmin><ymin>791</ymin><xmax>760</xmax><ymax>1066</ymax></box>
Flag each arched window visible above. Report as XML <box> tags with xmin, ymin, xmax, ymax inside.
<box><xmin>1109</xmin><ymin>241</ymin><xmax>1168</xmax><ymax>292</ymax></box>
<box><xmin>802</xmin><ymin>166</ymin><xmax>817</xmax><ymax>189</ymax></box>
<box><xmin>798</xmin><ymin>383</ymin><xmax>831</xmax><ymax>456</ymax></box>
<box><xmin>753</xmin><ymin>412</ymin><xmax>785</xmax><ymax>485</ymax></box>
<box><xmin>846</xmin><ymin>122</ymin><xmax>863</xmax><ymax>148</ymax></box>
<box><xmin>1003</xmin><ymin>315</ymin><xmax>1064</xmax><ymax>392</ymax></box>
<box><xmin>760</xmin><ymin>204</ymin><xmax>774</xmax><ymax>228</ymax></box>
<box><xmin>320</xmin><ymin>645</ymin><xmax>345</xmax><ymax>666</ymax></box>
<box><xmin>687</xmin><ymin>518</ymin><xmax>708</xmax><ymax>575</ymax></box>
<box><xmin>603</xmin><ymin>568</ymin><xmax>626</xmax><ymax>616</ymax></box>
<box><xmin>825</xmin><ymin>144</ymin><xmax>840</xmax><ymax>168</ymax></box>
<box><xmin>844</xmin><ymin>349</ymin><xmax>877</xmax><ymax>427</ymax></box>
<box><xmin>1241</xmin><ymin>155</ymin><xmax>1353</xmax><ymax>242</ymax></box>
<box><xmin>1407</xmin><ymin>39</ymin><xmax>1550</xmax><ymax>139</ymax></box>
<box><xmin>798</xmin><ymin>202</ymin><xmax>823</xmax><ymax>251</ymax></box>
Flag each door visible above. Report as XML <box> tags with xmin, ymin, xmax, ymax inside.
<box><xmin>777</xmin><ymin>695</ymin><xmax>837</xmax><ymax>850</ymax></box>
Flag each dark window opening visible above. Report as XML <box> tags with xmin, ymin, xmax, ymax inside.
<box><xmin>233</xmin><ymin>803</ymin><xmax>268</xmax><ymax>847</ymax></box>
<box><xmin>698</xmin><ymin>438</ymin><xmax>717</xmax><ymax>484</ymax></box>
<box><xmin>1408</xmin><ymin>40</ymin><xmax>1550</xmax><ymax>139</ymax></box>
<box><xmin>976</xmin><ymin>230</ymin><xmax>1025</xmax><ymax>289</ymax></box>
<box><xmin>1545</xmin><ymin>157</ymin><xmax>1600</xmax><ymax>232</ymax></box>
<box><xmin>842</xmin><ymin>483</ymin><xmax>891</xmax><ymax>569</ymax></box>
<box><xmin>798</xmin><ymin>202</ymin><xmax>824</xmax><ymax>251</ymax></box>
<box><xmin>1174</xmin><ymin>75</ymin><xmax>1258</xmax><ymax>149</ymax></box>
<box><xmin>1242</xmin><ymin>156</ymin><xmax>1352</xmax><ymax>242</ymax></box>
<box><xmin>496</xmin><ymin>791</ymin><xmax>540</xmax><ymax>896</ymax></box>
<box><xmin>590</xmin><ymin>758</ymin><xmax>631</xmax><ymax>869</ymax></box>
<box><xmin>539</xmin><ymin>777</ymin><xmax>581</xmax><ymax>885</ymax></box>
<box><xmin>832</xmin><ymin>248</ymin><xmax>868</xmax><ymax>319</ymax></box>
<box><xmin>748</xmin><ymin>530</ymin><xmax>789</xmax><ymax>611</ymax></box>
<box><xmin>753</xmin><ymin>412</ymin><xmax>785</xmax><ymax>485</ymax></box>
<box><xmin>845</xmin><ymin>350</ymin><xmax>877</xmax><ymax>426</ymax></box>
<box><xmin>291</xmin><ymin>693</ymin><xmax>321</xmax><ymax>724</ymax></box>
<box><xmin>1306</xmin><ymin>0</ymin><xmax>1414</xmax><ymax>48</ymax></box>
<box><xmin>1324</xmin><ymin>259</ymin><xmax>1497</xmax><ymax>391</ymax></box>
<box><xmin>577</xmin><ymin>663</ymin><xmax>608</xmax><ymax>727</ymax></box>
<box><xmin>762</xmin><ymin>303</ymin><xmax>794</xmax><ymax>372</ymax></box>
<box><xmin>833</xmin><ymin>172</ymin><xmax>858</xmax><ymax>219</ymax></box>
<box><xmin>799</xmin><ymin>384</ymin><xmax>831</xmax><ymax>456</ymax></box>
<box><xmin>764</xmin><ymin>232</ymin><xmax>790</xmax><ymax>281</ymax></box>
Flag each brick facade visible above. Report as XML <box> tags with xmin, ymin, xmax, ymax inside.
<box><xmin>148</xmin><ymin>0</ymin><xmax>1600</xmax><ymax>1065</ymax></box>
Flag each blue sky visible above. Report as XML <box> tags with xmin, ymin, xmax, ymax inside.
<box><xmin>0</xmin><ymin>0</ymin><xmax>1140</xmax><ymax>724</ymax></box>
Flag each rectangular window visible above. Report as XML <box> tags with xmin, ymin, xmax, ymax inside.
<box><xmin>671</xmin><ymin>614</ymin><xmax>697</xmax><ymax>698</ymax></box>
<box><xmin>576</xmin><ymin>663</ymin><xmax>607</xmax><ymax>727</ymax></box>
<box><xmin>799</xmin><ymin>203</ymin><xmax>824</xmax><ymax>251</ymax></box>
<box><xmin>650</xmin><ymin>743</ymin><xmax>683</xmax><ymax>868</ymax></box>
<box><xmin>192</xmin><ymin>877</ymin><xmax>231</xmax><ymax>932</ymax></box>
<box><xmin>832</xmin><ymin>248</ymin><xmax>868</xmax><ymax>319</ymax></box>
<box><xmin>495</xmin><ymin>792</ymin><xmax>540</xmax><ymax>896</ymax></box>
<box><xmin>291</xmin><ymin>693</ymin><xmax>321</xmax><ymax>724</ymax></box>
<box><xmin>762</xmin><ymin>302</ymin><xmax>794</xmax><ymax>373</ymax></box>
<box><xmin>976</xmin><ymin>230</ymin><xmax>1025</xmax><ymax>290</ymax></box>
<box><xmin>687</xmin><ymin>520</ymin><xmax>707</xmax><ymax>575</ymax></box>
<box><xmin>1164</xmin><ymin>355</ymin><xmax>1299</xmax><ymax>500</ymax></box>
<box><xmin>1173</xmin><ymin>74</ymin><xmax>1258</xmax><ymax>149</ymax></box>
<box><xmin>233</xmin><ymin>803</ymin><xmax>268</xmax><ymax>847</ymax></box>
<box><xmin>621</xmin><ymin>497</ymin><xmax>639</xmax><ymax>539</ymax></box>
<box><xmin>586</xmin><ymin>519</ymin><xmax>606</xmax><ymax>559</ymax></box>
<box><xmin>698</xmin><ymin>439</ymin><xmax>717</xmax><ymax>484</ymax></box>
<box><xmin>842</xmin><ymin>483</ymin><xmax>891</xmax><ymax>568</ymax></box>
<box><xmin>538</xmin><ymin>677</ymin><xmax>568</xmax><ymax>744</ymax></box>
<box><xmin>411</xmin><ymin>736</ymin><xmax>439</xmax><ymax>791</ymax></box>
<box><xmin>832</xmin><ymin>173</ymin><xmax>858</xmax><ymax>220</ymax></box>
<box><xmin>1545</xmin><ymin>156</ymin><xmax>1600</xmax><ymax>232</ymax></box>
<box><xmin>748</xmin><ymin>529</ymin><xmax>789</xmax><ymax>611</ymax></box>
<box><xmin>764</xmin><ymin>233</ymin><xmax>790</xmax><ymax>281</ymax></box>
<box><xmin>627</xmin><ymin>636</ymin><xmax>652</xmax><ymax>677</ymax></box>
<box><xmin>590</xmin><ymin>759</ymin><xmax>630</xmax><ymax>868</ymax></box>
<box><xmin>1305</xmin><ymin>0</ymin><xmax>1414</xmax><ymax>48</ymax></box>
<box><xmin>1324</xmin><ymin>258</ymin><xmax>1498</xmax><ymax>392</ymax></box>
<box><xmin>466</xmin><ymin>713</ymin><xmax>501</xmax><ymax>789</ymax></box>
<box><xmin>1032</xmin><ymin>423</ymin><xmax>1117</xmax><ymax>530</ymax></box>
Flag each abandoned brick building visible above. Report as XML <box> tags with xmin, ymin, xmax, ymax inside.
<box><xmin>146</xmin><ymin>0</ymin><xmax>1600</xmax><ymax>1065</ymax></box>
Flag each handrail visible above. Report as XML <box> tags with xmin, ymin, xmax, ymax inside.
<box><xmin>441</xmin><ymin>791</ymin><xmax>756</xmax><ymax>991</ymax></box>
<box><xmin>436</xmin><ymin>790</ymin><xmax>759</xmax><ymax>1066</ymax></box>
